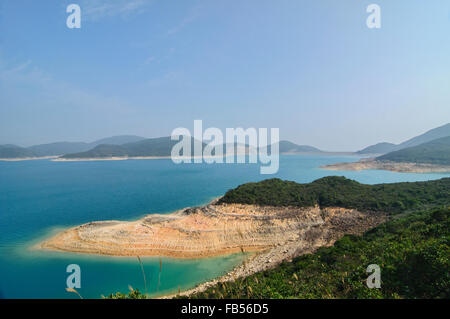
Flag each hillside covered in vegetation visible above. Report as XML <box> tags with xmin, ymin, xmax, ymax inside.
<box><xmin>108</xmin><ymin>177</ymin><xmax>449</xmax><ymax>299</ymax></box>
<box><xmin>188</xmin><ymin>206</ymin><xmax>449</xmax><ymax>299</ymax></box>
<box><xmin>357</xmin><ymin>122</ymin><xmax>450</xmax><ymax>155</ymax></box>
<box><xmin>218</xmin><ymin>176</ymin><xmax>450</xmax><ymax>214</ymax></box>
<box><xmin>377</xmin><ymin>136</ymin><xmax>450</xmax><ymax>165</ymax></box>
<box><xmin>61</xmin><ymin>136</ymin><xmax>189</xmax><ymax>158</ymax></box>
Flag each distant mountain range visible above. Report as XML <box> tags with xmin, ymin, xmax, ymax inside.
<box><xmin>0</xmin><ymin>135</ymin><xmax>146</xmax><ymax>159</ymax></box>
<box><xmin>358</xmin><ymin>123</ymin><xmax>450</xmax><ymax>154</ymax></box>
<box><xmin>0</xmin><ymin>136</ymin><xmax>323</xmax><ymax>159</ymax></box>
<box><xmin>61</xmin><ymin>138</ymin><xmax>324</xmax><ymax>159</ymax></box>
<box><xmin>1</xmin><ymin>123</ymin><xmax>449</xmax><ymax>160</ymax></box>
<box><xmin>61</xmin><ymin>136</ymin><xmax>191</xmax><ymax>159</ymax></box>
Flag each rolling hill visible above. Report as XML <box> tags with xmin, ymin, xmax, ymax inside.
<box><xmin>0</xmin><ymin>135</ymin><xmax>147</xmax><ymax>158</ymax></box>
<box><xmin>27</xmin><ymin>142</ymin><xmax>92</xmax><ymax>156</ymax></box>
<box><xmin>90</xmin><ymin>135</ymin><xmax>146</xmax><ymax>146</ymax></box>
<box><xmin>60</xmin><ymin>138</ymin><xmax>324</xmax><ymax>159</ymax></box>
<box><xmin>377</xmin><ymin>136</ymin><xmax>450</xmax><ymax>165</ymax></box>
<box><xmin>0</xmin><ymin>145</ymin><xmax>36</xmax><ymax>159</ymax></box>
<box><xmin>61</xmin><ymin>136</ymin><xmax>200</xmax><ymax>158</ymax></box>
<box><xmin>356</xmin><ymin>142</ymin><xmax>397</xmax><ymax>155</ymax></box>
<box><xmin>358</xmin><ymin>123</ymin><xmax>450</xmax><ymax>154</ymax></box>
<box><xmin>277</xmin><ymin>141</ymin><xmax>322</xmax><ymax>153</ymax></box>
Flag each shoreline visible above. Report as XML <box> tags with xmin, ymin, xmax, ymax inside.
<box><xmin>322</xmin><ymin>159</ymin><xmax>450</xmax><ymax>173</ymax></box>
<box><xmin>51</xmin><ymin>156</ymin><xmax>172</xmax><ymax>162</ymax></box>
<box><xmin>0</xmin><ymin>156</ymin><xmax>58</xmax><ymax>162</ymax></box>
<box><xmin>38</xmin><ymin>152</ymin><xmax>358</xmax><ymax>162</ymax></box>
<box><xmin>38</xmin><ymin>202</ymin><xmax>386</xmax><ymax>258</ymax></box>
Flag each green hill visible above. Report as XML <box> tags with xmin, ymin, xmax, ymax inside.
<box><xmin>61</xmin><ymin>136</ymin><xmax>202</xmax><ymax>158</ymax></box>
<box><xmin>28</xmin><ymin>142</ymin><xmax>92</xmax><ymax>156</ymax></box>
<box><xmin>0</xmin><ymin>135</ymin><xmax>147</xmax><ymax>158</ymax></box>
<box><xmin>377</xmin><ymin>136</ymin><xmax>450</xmax><ymax>165</ymax></box>
<box><xmin>0</xmin><ymin>145</ymin><xmax>35</xmax><ymax>158</ymax></box>
<box><xmin>357</xmin><ymin>142</ymin><xmax>397</xmax><ymax>154</ymax></box>
<box><xmin>187</xmin><ymin>206</ymin><xmax>449</xmax><ymax>299</ymax></box>
<box><xmin>398</xmin><ymin>123</ymin><xmax>450</xmax><ymax>149</ymax></box>
<box><xmin>61</xmin><ymin>137</ymin><xmax>323</xmax><ymax>159</ymax></box>
<box><xmin>218</xmin><ymin>176</ymin><xmax>450</xmax><ymax>214</ymax></box>
<box><xmin>90</xmin><ymin>135</ymin><xmax>146</xmax><ymax>146</ymax></box>
<box><xmin>277</xmin><ymin>141</ymin><xmax>322</xmax><ymax>153</ymax></box>
<box><xmin>358</xmin><ymin>123</ymin><xmax>450</xmax><ymax>154</ymax></box>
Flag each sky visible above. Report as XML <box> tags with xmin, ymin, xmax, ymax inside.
<box><xmin>0</xmin><ymin>0</ymin><xmax>449</xmax><ymax>151</ymax></box>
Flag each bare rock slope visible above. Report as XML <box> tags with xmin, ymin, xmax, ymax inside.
<box><xmin>40</xmin><ymin>202</ymin><xmax>387</xmax><ymax>258</ymax></box>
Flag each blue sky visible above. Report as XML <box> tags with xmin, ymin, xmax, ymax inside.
<box><xmin>0</xmin><ymin>0</ymin><xmax>449</xmax><ymax>151</ymax></box>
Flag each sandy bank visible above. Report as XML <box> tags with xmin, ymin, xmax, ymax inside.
<box><xmin>322</xmin><ymin>159</ymin><xmax>450</xmax><ymax>173</ymax></box>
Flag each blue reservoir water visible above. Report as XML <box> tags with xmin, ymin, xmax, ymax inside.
<box><xmin>0</xmin><ymin>155</ymin><xmax>448</xmax><ymax>299</ymax></box>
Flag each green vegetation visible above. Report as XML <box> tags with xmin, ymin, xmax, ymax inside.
<box><xmin>188</xmin><ymin>206</ymin><xmax>449</xmax><ymax>299</ymax></box>
<box><xmin>377</xmin><ymin>136</ymin><xmax>450</xmax><ymax>165</ymax></box>
<box><xmin>107</xmin><ymin>287</ymin><xmax>148</xmax><ymax>299</ymax></box>
<box><xmin>219</xmin><ymin>176</ymin><xmax>450</xmax><ymax>214</ymax></box>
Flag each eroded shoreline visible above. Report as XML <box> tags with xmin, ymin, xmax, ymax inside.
<box><xmin>38</xmin><ymin>200</ymin><xmax>388</xmax><ymax>297</ymax></box>
<box><xmin>322</xmin><ymin>159</ymin><xmax>450</xmax><ymax>173</ymax></box>
<box><xmin>39</xmin><ymin>203</ymin><xmax>388</xmax><ymax>258</ymax></box>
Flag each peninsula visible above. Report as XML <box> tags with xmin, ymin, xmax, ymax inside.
<box><xmin>39</xmin><ymin>177</ymin><xmax>449</xmax><ymax>260</ymax></box>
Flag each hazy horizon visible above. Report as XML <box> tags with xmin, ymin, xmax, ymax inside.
<box><xmin>1</xmin><ymin>0</ymin><xmax>449</xmax><ymax>151</ymax></box>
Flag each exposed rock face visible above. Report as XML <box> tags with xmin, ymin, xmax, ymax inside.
<box><xmin>322</xmin><ymin>158</ymin><xmax>450</xmax><ymax>173</ymax></box>
<box><xmin>40</xmin><ymin>203</ymin><xmax>387</xmax><ymax>258</ymax></box>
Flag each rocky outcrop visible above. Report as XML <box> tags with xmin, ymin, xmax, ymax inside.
<box><xmin>40</xmin><ymin>202</ymin><xmax>387</xmax><ymax>258</ymax></box>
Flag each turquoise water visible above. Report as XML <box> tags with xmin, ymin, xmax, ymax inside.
<box><xmin>0</xmin><ymin>155</ymin><xmax>448</xmax><ymax>299</ymax></box>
